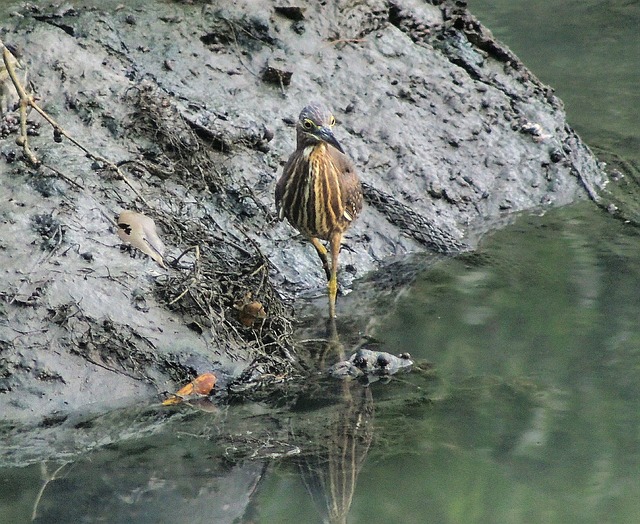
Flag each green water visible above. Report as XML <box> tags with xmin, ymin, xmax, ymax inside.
<box><xmin>2</xmin><ymin>1</ymin><xmax>640</xmax><ymax>523</ymax></box>
<box><xmin>468</xmin><ymin>0</ymin><xmax>640</xmax><ymax>161</ymax></box>
<box><xmin>258</xmin><ymin>1</ymin><xmax>640</xmax><ymax>522</ymax></box>
<box><xmin>256</xmin><ymin>202</ymin><xmax>640</xmax><ymax>524</ymax></box>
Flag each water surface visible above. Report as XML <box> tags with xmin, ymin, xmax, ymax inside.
<box><xmin>257</xmin><ymin>202</ymin><xmax>640</xmax><ymax>523</ymax></box>
<box><xmin>469</xmin><ymin>0</ymin><xmax>640</xmax><ymax>161</ymax></box>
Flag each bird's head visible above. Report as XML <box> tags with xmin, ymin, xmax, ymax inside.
<box><xmin>296</xmin><ymin>103</ymin><xmax>345</xmax><ymax>154</ymax></box>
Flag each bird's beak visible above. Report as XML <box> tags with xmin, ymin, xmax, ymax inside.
<box><xmin>317</xmin><ymin>126</ymin><xmax>345</xmax><ymax>154</ymax></box>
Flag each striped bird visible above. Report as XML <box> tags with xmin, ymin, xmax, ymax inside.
<box><xmin>275</xmin><ymin>103</ymin><xmax>363</xmax><ymax>318</ymax></box>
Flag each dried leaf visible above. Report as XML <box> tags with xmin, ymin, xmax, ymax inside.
<box><xmin>240</xmin><ymin>301</ymin><xmax>266</xmax><ymax>326</ymax></box>
<box><xmin>161</xmin><ymin>395</ymin><xmax>182</xmax><ymax>406</ymax></box>
<box><xmin>162</xmin><ymin>372</ymin><xmax>217</xmax><ymax>406</ymax></box>
<box><xmin>117</xmin><ymin>210</ymin><xmax>166</xmax><ymax>268</ymax></box>
<box><xmin>234</xmin><ymin>292</ymin><xmax>266</xmax><ymax>327</ymax></box>
<box><xmin>176</xmin><ymin>372</ymin><xmax>216</xmax><ymax>396</ymax></box>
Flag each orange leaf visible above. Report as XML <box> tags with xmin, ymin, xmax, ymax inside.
<box><xmin>175</xmin><ymin>373</ymin><xmax>216</xmax><ymax>397</ymax></box>
<box><xmin>238</xmin><ymin>301</ymin><xmax>267</xmax><ymax>327</ymax></box>
<box><xmin>161</xmin><ymin>395</ymin><xmax>183</xmax><ymax>406</ymax></box>
<box><xmin>162</xmin><ymin>373</ymin><xmax>216</xmax><ymax>406</ymax></box>
<box><xmin>234</xmin><ymin>292</ymin><xmax>267</xmax><ymax>327</ymax></box>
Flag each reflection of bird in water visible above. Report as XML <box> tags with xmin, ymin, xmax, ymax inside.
<box><xmin>275</xmin><ymin>103</ymin><xmax>363</xmax><ymax>318</ymax></box>
<box><xmin>297</xmin><ymin>381</ymin><xmax>373</xmax><ymax>524</ymax></box>
<box><xmin>292</xmin><ymin>320</ymin><xmax>373</xmax><ymax>524</ymax></box>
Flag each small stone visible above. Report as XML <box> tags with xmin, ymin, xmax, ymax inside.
<box><xmin>263</xmin><ymin>127</ymin><xmax>274</xmax><ymax>142</ymax></box>
<box><xmin>549</xmin><ymin>148</ymin><xmax>563</xmax><ymax>163</ymax></box>
<box><xmin>274</xmin><ymin>6</ymin><xmax>306</xmax><ymax>21</ymax></box>
<box><xmin>262</xmin><ymin>59</ymin><xmax>293</xmax><ymax>86</ymax></box>
<box><xmin>609</xmin><ymin>169</ymin><xmax>623</xmax><ymax>182</ymax></box>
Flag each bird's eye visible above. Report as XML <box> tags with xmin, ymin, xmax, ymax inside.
<box><xmin>329</xmin><ymin>116</ymin><xmax>336</xmax><ymax>127</ymax></box>
<box><xmin>302</xmin><ymin>119</ymin><xmax>314</xmax><ymax>130</ymax></box>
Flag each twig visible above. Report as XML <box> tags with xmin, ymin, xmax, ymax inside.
<box><xmin>171</xmin><ymin>244</ymin><xmax>200</xmax><ymax>266</ymax></box>
<box><xmin>1</xmin><ymin>46</ymin><xmax>150</xmax><ymax>207</ymax></box>
<box><xmin>2</xmin><ymin>46</ymin><xmax>38</xmax><ymax>164</ymax></box>
<box><xmin>168</xmin><ymin>245</ymin><xmax>201</xmax><ymax>305</ymax></box>
<box><xmin>225</xmin><ymin>21</ymin><xmax>259</xmax><ymax>78</ymax></box>
<box><xmin>167</xmin><ymin>278</ymin><xmax>197</xmax><ymax>305</ymax></box>
<box><xmin>324</xmin><ymin>37</ymin><xmax>366</xmax><ymax>49</ymax></box>
<box><xmin>41</xmin><ymin>162</ymin><xmax>85</xmax><ymax>190</ymax></box>
<box><xmin>247</xmin><ymin>263</ymin><xmax>265</xmax><ymax>279</ymax></box>
<box><xmin>32</xmin><ymin>462</ymin><xmax>68</xmax><ymax>521</ymax></box>
<box><xmin>9</xmin><ymin>223</ymin><xmax>64</xmax><ymax>305</ymax></box>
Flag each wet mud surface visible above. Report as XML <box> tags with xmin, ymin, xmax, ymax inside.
<box><xmin>0</xmin><ymin>0</ymin><xmax>607</xmax><ymax>465</ymax></box>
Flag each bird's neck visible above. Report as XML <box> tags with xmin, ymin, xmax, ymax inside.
<box><xmin>301</xmin><ymin>141</ymin><xmax>325</xmax><ymax>161</ymax></box>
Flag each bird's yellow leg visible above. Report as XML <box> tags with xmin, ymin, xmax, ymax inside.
<box><xmin>310</xmin><ymin>237</ymin><xmax>331</xmax><ymax>281</ymax></box>
<box><xmin>328</xmin><ymin>232</ymin><xmax>342</xmax><ymax>318</ymax></box>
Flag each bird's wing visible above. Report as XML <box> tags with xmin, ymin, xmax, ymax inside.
<box><xmin>275</xmin><ymin>153</ymin><xmax>300</xmax><ymax>221</ymax></box>
<box><xmin>328</xmin><ymin>147</ymin><xmax>363</xmax><ymax>223</ymax></box>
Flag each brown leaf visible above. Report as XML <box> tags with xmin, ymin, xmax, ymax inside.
<box><xmin>162</xmin><ymin>373</ymin><xmax>217</xmax><ymax>406</ymax></box>
<box><xmin>234</xmin><ymin>292</ymin><xmax>266</xmax><ymax>327</ymax></box>
<box><xmin>239</xmin><ymin>301</ymin><xmax>266</xmax><ymax>326</ymax></box>
<box><xmin>176</xmin><ymin>372</ymin><xmax>216</xmax><ymax>396</ymax></box>
<box><xmin>117</xmin><ymin>210</ymin><xmax>166</xmax><ymax>268</ymax></box>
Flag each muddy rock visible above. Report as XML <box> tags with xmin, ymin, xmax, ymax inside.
<box><xmin>0</xmin><ymin>0</ymin><xmax>606</xmax><ymax>464</ymax></box>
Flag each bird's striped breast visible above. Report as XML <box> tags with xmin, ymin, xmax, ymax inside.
<box><xmin>278</xmin><ymin>143</ymin><xmax>349</xmax><ymax>240</ymax></box>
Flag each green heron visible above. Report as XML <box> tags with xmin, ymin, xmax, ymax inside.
<box><xmin>275</xmin><ymin>103</ymin><xmax>363</xmax><ymax>318</ymax></box>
